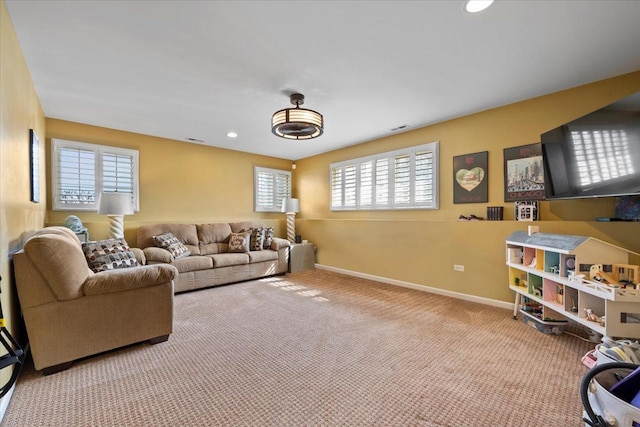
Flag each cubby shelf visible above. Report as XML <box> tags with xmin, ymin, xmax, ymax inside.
<box><xmin>506</xmin><ymin>231</ymin><xmax>640</xmax><ymax>338</ymax></box>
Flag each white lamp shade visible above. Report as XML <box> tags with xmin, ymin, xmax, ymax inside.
<box><xmin>281</xmin><ymin>198</ymin><xmax>300</xmax><ymax>213</ymax></box>
<box><xmin>98</xmin><ymin>192</ymin><xmax>133</xmax><ymax>215</ymax></box>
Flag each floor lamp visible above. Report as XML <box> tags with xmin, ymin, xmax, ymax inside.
<box><xmin>98</xmin><ymin>192</ymin><xmax>133</xmax><ymax>239</ymax></box>
<box><xmin>281</xmin><ymin>198</ymin><xmax>300</xmax><ymax>243</ymax></box>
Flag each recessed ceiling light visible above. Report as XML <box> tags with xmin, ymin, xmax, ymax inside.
<box><xmin>465</xmin><ymin>0</ymin><xmax>494</xmax><ymax>13</ymax></box>
<box><xmin>226</xmin><ymin>131</ymin><xmax>238</xmax><ymax>138</ymax></box>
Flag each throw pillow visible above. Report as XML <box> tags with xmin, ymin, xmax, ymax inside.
<box><xmin>228</xmin><ymin>231</ymin><xmax>251</xmax><ymax>253</ymax></box>
<box><xmin>242</xmin><ymin>227</ymin><xmax>265</xmax><ymax>251</ymax></box>
<box><xmin>152</xmin><ymin>232</ymin><xmax>191</xmax><ymax>259</ymax></box>
<box><xmin>262</xmin><ymin>227</ymin><xmax>274</xmax><ymax>249</ymax></box>
<box><xmin>82</xmin><ymin>238</ymin><xmax>140</xmax><ymax>273</ymax></box>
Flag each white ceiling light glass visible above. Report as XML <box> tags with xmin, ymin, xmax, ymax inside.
<box><xmin>465</xmin><ymin>0</ymin><xmax>494</xmax><ymax>13</ymax></box>
<box><xmin>226</xmin><ymin>131</ymin><xmax>238</xmax><ymax>138</ymax></box>
<box><xmin>272</xmin><ymin>93</ymin><xmax>324</xmax><ymax>140</ymax></box>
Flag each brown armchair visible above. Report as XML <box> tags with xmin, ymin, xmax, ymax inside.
<box><xmin>13</xmin><ymin>227</ymin><xmax>177</xmax><ymax>374</ymax></box>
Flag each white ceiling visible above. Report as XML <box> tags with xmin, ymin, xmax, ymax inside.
<box><xmin>6</xmin><ymin>1</ymin><xmax>640</xmax><ymax>161</ymax></box>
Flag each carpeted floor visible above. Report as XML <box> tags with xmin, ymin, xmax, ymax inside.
<box><xmin>2</xmin><ymin>269</ymin><xmax>593</xmax><ymax>426</ymax></box>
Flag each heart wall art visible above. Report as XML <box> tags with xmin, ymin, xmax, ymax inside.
<box><xmin>453</xmin><ymin>151</ymin><xmax>488</xmax><ymax>204</ymax></box>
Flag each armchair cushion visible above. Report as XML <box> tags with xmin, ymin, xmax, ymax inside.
<box><xmin>83</xmin><ymin>264</ymin><xmax>177</xmax><ymax>296</ymax></box>
<box><xmin>82</xmin><ymin>239</ymin><xmax>140</xmax><ymax>273</ymax></box>
<box><xmin>23</xmin><ymin>233</ymin><xmax>89</xmax><ymax>301</ymax></box>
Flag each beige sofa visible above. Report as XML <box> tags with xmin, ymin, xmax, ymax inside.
<box><xmin>136</xmin><ymin>221</ymin><xmax>290</xmax><ymax>293</ymax></box>
<box><xmin>13</xmin><ymin>226</ymin><xmax>177</xmax><ymax>375</ymax></box>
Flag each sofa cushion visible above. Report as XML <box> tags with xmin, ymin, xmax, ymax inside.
<box><xmin>242</xmin><ymin>227</ymin><xmax>265</xmax><ymax>251</ymax></box>
<box><xmin>143</xmin><ymin>246</ymin><xmax>174</xmax><ymax>264</ymax></box>
<box><xmin>137</xmin><ymin>224</ymin><xmax>200</xmax><ymax>255</ymax></box>
<box><xmin>228</xmin><ymin>231</ymin><xmax>250</xmax><ymax>253</ymax></box>
<box><xmin>209</xmin><ymin>253</ymin><xmax>250</xmax><ymax>268</ymax></box>
<box><xmin>172</xmin><ymin>255</ymin><xmax>213</xmax><ymax>273</ymax></box>
<box><xmin>153</xmin><ymin>232</ymin><xmax>191</xmax><ymax>259</ymax></box>
<box><xmin>229</xmin><ymin>221</ymin><xmax>266</xmax><ymax>233</ymax></box>
<box><xmin>248</xmin><ymin>250</ymin><xmax>278</xmax><ymax>263</ymax></box>
<box><xmin>263</xmin><ymin>227</ymin><xmax>274</xmax><ymax>249</ymax></box>
<box><xmin>82</xmin><ymin>239</ymin><xmax>140</xmax><ymax>273</ymax></box>
<box><xmin>197</xmin><ymin>223</ymin><xmax>232</xmax><ymax>255</ymax></box>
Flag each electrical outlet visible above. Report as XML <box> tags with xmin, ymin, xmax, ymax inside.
<box><xmin>454</xmin><ymin>264</ymin><xmax>464</xmax><ymax>272</ymax></box>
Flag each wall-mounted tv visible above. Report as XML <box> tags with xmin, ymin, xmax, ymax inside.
<box><xmin>541</xmin><ymin>91</ymin><xmax>640</xmax><ymax>200</ymax></box>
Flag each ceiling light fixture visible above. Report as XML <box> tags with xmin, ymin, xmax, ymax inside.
<box><xmin>271</xmin><ymin>93</ymin><xmax>324</xmax><ymax>140</ymax></box>
<box><xmin>465</xmin><ymin>0</ymin><xmax>494</xmax><ymax>13</ymax></box>
<box><xmin>226</xmin><ymin>131</ymin><xmax>238</xmax><ymax>138</ymax></box>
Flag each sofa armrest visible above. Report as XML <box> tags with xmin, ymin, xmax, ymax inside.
<box><xmin>143</xmin><ymin>247</ymin><xmax>174</xmax><ymax>264</ymax></box>
<box><xmin>271</xmin><ymin>237</ymin><xmax>291</xmax><ymax>250</ymax></box>
<box><xmin>83</xmin><ymin>264</ymin><xmax>178</xmax><ymax>296</ymax></box>
<box><xmin>131</xmin><ymin>247</ymin><xmax>146</xmax><ymax>265</ymax></box>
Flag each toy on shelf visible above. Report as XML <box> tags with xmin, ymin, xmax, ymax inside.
<box><xmin>585</xmin><ymin>308</ymin><xmax>605</xmax><ymax>326</ymax></box>
<box><xmin>613</xmin><ymin>264</ymin><xmax>639</xmax><ymax>288</ymax></box>
<box><xmin>589</xmin><ymin>264</ymin><xmax>621</xmax><ymax>288</ymax></box>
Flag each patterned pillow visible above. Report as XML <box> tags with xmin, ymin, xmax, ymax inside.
<box><xmin>82</xmin><ymin>239</ymin><xmax>140</xmax><ymax>273</ymax></box>
<box><xmin>228</xmin><ymin>231</ymin><xmax>251</xmax><ymax>253</ymax></box>
<box><xmin>152</xmin><ymin>232</ymin><xmax>191</xmax><ymax>259</ymax></box>
<box><xmin>241</xmin><ymin>227</ymin><xmax>265</xmax><ymax>251</ymax></box>
<box><xmin>262</xmin><ymin>227</ymin><xmax>274</xmax><ymax>249</ymax></box>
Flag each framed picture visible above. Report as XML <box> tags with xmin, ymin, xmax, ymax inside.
<box><xmin>503</xmin><ymin>143</ymin><xmax>545</xmax><ymax>201</ymax></box>
<box><xmin>453</xmin><ymin>151</ymin><xmax>488</xmax><ymax>204</ymax></box>
<box><xmin>29</xmin><ymin>129</ymin><xmax>39</xmax><ymax>203</ymax></box>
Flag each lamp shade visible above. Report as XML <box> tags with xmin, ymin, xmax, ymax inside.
<box><xmin>272</xmin><ymin>93</ymin><xmax>323</xmax><ymax>140</ymax></box>
<box><xmin>98</xmin><ymin>192</ymin><xmax>133</xmax><ymax>215</ymax></box>
<box><xmin>281</xmin><ymin>198</ymin><xmax>300</xmax><ymax>213</ymax></box>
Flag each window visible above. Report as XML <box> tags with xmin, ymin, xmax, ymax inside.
<box><xmin>52</xmin><ymin>139</ymin><xmax>139</xmax><ymax>211</ymax></box>
<box><xmin>330</xmin><ymin>142</ymin><xmax>439</xmax><ymax>210</ymax></box>
<box><xmin>254</xmin><ymin>166</ymin><xmax>292</xmax><ymax>212</ymax></box>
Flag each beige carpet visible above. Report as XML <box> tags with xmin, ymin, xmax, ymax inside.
<box><xmin>2</xmin><ymin>270</ymin><xmax>593</xmax><ymax>426</ymax></box>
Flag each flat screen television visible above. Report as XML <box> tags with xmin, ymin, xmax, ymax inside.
<box><xmin>541</xmin><ymin>91</ymin><xmax>640</xmax><ymax>200</ymax></box>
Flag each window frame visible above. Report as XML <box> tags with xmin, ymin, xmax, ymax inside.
<box><xmin>51</xmin><ymin>139</ymin><xmax>140</xmax><ymax>211</ymax></box>
<box><xmin>254</xmin><ymin>166</ymin><xmax>292</xmax><ymax>212</ymax></box>
<box><xmin>330</xmin><ymin>142</ymin><xmax>439</xmax><ymax>211</ymax></box>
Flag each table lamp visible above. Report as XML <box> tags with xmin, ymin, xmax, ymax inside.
<box><xmin>281</xmin><ymin>198</ymin><xmax>300</xmax><ymax>243</ymax></box>
<box><xmin>98</xmin><ymin>192</ymin><xmax>133</xmax><ymax>239</ymax></box>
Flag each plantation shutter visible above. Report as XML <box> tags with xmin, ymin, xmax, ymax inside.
<box><xmin>375</xmin><ymin>158</ymin><xmax>389</xmax><ymax>207</ymax></box>
<box><xmin>102</xmin><ymin>153</ymin><xmax>134</xmax><ymax>193</ymax></box>
<box><xmin>359</xmin><ymin>161</ymin><xmax>373</xmax><ymax>207</ymax></box>
<box><xmin>415</xmin><ymin>150</ymin><xmax>434</xmax><ymax>205</ymax></box>
<box><xmin>255</xmin><ymin>167</ymin><xmax>291</xmax><ymax>212</ymax></box>
<box><xmin>344</xmin><ymin>164</ymin><xmax>357</xmax><ymax>208</ymax></box>
<box><xmin>394</xmin><ymin>154</ymin><xmax>411</xmax><ymax>206</ymax></box>
<box><xmin>331</xmin><ymin>167</ymin><xmax>343</xmax><ymax>208</ymax></box>
<box><xmin>330</xmin><ymin>141</ymin><xmax>439</xmax><ymax>211</ymax></box>
<box><xmin>56</xmin><ymin>146</ymin><xmax>96</xmax><ymax>208</ymax></box>
<box><xmin>52</xmin><ymin>139</ymin><xmax>139</xmax><ymax>211</ymax></box>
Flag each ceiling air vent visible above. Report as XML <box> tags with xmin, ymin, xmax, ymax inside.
<box><xmin>185</xmin><ymin>137</ymin><xmax>205</xmax><ymax>143</ymax></box>
<box><xmin>390</xmin><ymin>125</ymin><xmax>409</xmax><ymax>132</ymax></box>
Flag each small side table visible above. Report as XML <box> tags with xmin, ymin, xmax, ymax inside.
<box><xmin>75</xmin><ymin>230</ymin><xmax>89</xmax><ymax>242</ymax></box>
<box><xmin>289</xmin><ymin>242</ymin><xmax>316</xmax><ymax>272</ymax></box>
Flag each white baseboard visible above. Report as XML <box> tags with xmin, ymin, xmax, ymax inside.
<box><xmin>0</xmin><ymin>384</ymin><xmax>16</xmax><ymax>423</ymax></box>
<box><xmin>315</xmin><ymin>264</ymin><xmax>514</xmax><ymax>311</ymax></box>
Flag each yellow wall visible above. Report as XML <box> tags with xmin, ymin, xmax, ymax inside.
<box><xmin>295</xmin><ymin>71</ymin><xmax>640</xmax><ymax>303</ymax></box>
<box><xmin>46</xmin><ymin>119</ymin><xmax>294</xmax><ymax>244</ymax></box>
<box><xmin>0</xmin><ymin>0</ymin><xmax>46</xmax><ymax>401</ymax></box>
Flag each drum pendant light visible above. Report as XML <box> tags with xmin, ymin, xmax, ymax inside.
<box><xmin>272</xmin><ymin>93</ymin><xmax>324</xmax><ymax>140</ymax></box>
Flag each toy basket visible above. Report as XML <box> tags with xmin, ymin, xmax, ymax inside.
<box><xmin>581</xmin><ymin>362</ymin><xmax>640</xmax><ymax>426</ymax></box>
